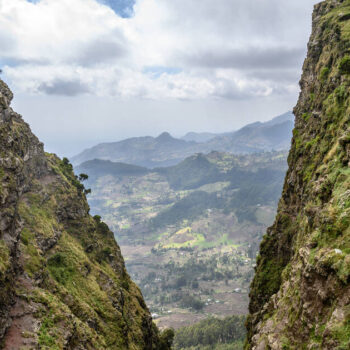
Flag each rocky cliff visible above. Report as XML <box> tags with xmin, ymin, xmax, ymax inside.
<box><xmin>246</xmin><ymin>0</ymin><xmax>350</xmax><ymax>349</ymax></box>
<box><xmin>0</xmin><ymin>80</ymin><xmax>166</xmax><ymax>349</ymax></box>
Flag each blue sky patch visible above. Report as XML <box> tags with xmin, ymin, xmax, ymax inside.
<box><xmin>98</xmin><ymin>0</ymin><xmax>136</xmax><ymax>18</ymax></box>
<box><xmin>26</xmin><ymin>0</ymin><xmax>135</xmax><ymax>18</ymax></box>
<box><xmin>143</xmin><ymin>66</ymin><xmax>182</xmax><ymax>79</ymax></box>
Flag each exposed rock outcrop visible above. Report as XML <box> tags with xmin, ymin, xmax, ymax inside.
<box><xmin>246</xmin><ymin>0</ymin><xmax>350</xmax><ymax>349</ymax></box>
<box><xmin>0</xmin><ymin>80</ymin><xmax>163</xmax><ymax>349</ymax></box>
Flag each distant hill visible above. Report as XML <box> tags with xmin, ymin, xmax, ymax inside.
<box><xmin>203</xmin><ymin>111</ymin><xmax>294</xmax><ymax>154</ymax></box>
<box><xmin>71</xmin><ymin>132</ymin><xmax>199</xmax><ymax>168</ymax></box>
<box><xmin>71</xmin><ymin>112</ymin><xmax>294</xmax><ymax>167</ymax></box>
<box><xmin>155</xmin><ymin>153</ymin><xmax>221</xmax><ymax>190</ymax></box>
<box><xmin>77</xmin><ymin>159</ymin><xmax>149</xmax><ymax>179</ymax></box>
<box><xmin>181</xmin><ymin>132</ymin><xmax>218</xmax><ymax>143</ymax></box>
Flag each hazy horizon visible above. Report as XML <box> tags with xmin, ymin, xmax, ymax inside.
<box><xmin>1</xmin><ymin>0</ymin><xmax>318</xmax><ymax>157</ymax></box>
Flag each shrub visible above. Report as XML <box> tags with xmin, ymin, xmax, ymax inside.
<box><xmin>180</xmin><ymin>295</ymin><xmax>204</xmax><ymax>310</ymax></box>
<box><xmin>93</xmin><ymin>215</ymin><xmax>101</xmax><ymax>223</ymax></box>
<box><xmin>159</xmin><ymin>328</ymin><xmax>175</xmax><ymax>350</ymax></box>
<box><xmin>320</xmin><ymin>67</ymin><xmax>330</xmax><ymax>82</ymax></box>
<box><xmin>79</xmin><ymin>173</ymin><xmax>89</xmax><ymax>182</ymax></box>
<box><xmin>339</xmin><ymin>56</ymin><xmax>350</xmax><ymax>75</ymax></box>
<box><xmin>47</xmin><ymin>253</ymin><xmax>74</xmax><ymax>285</ymax></box>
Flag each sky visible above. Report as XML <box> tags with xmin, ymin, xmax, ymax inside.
<box><xmin>0</xmin><ymin>0</ymin><xmax>318</xmax><ymax>157</ymax></box>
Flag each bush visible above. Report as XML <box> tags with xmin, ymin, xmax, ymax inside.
<box><xmin>320</xmin><ymin>67</ymin><xmax>330</xmax><ymax>82</ymax></box>
<box><xmin>93</xmin><ymin>215</ymin><xmax>110</xmax><ymax>234</ymax></box>
<box><xmin>339</xmin><ymin>56</ymin><xmax>350</xmax><ymax>75</ymax></box>
<box><xmin>79</xmin><ymin>173</ymin><xmax>89</xmax><ymax>181</ymax></box>
<box><xmin>180</xmin><ymin>294</ymin><xmax>204</xmax><ymax>310</ymax></box>
<box><xmin>159</xmin><ymin>328</ymin><xmax>175</xmax><ymax>350</ymax></box>
<box><xmin>93</xmin><ymin>215</ymin><xmax>102</xmax><ymax>223</ymax></box>
<box><xmin>47</xmin><ymin>253</ymin><xmax>74</xmax><ymax>285</ymax></box>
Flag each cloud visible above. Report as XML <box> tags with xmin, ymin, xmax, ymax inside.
<box><xmin>183</xmin><ymin>47</ymin><xmax>306</xmax><ymax>70</ymax></box>
<box><xmin>0</xmin><ymin>0</ymin><xmax>128</xmax><ymax>64</ymax></box>
<box><xmin>0</xmin><ymin>0</ymin><xmax>318</xmax><ymax>100</ymax></box>
<box><xmin>38</xmin><ymin>79</ymin><xmax>91</xmax><ymax>96</ymax></box>
<box><xmin>76</xmin><ymin>36</ymin><xmax>127</xmax><ymax>67</ymax></box>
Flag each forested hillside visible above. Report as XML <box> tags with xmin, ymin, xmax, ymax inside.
<box><xmin>174</xmin><ymin>315</ymin><xmax>246</xmax><ymax>350</ymax></box>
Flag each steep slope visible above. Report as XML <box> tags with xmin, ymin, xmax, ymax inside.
<box><xmin>0</xmin><ymin>80</ymin><xmax>166</xmax><ymax>349</ymax></box>
<box><xmin>246</xmin><ymin>1</ymin><xmax>350</xmax><ymax>349</ymax></box>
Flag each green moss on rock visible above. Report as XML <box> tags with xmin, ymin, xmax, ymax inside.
<box><xmin>0</xmin><ymin>79</ymin><xmax>166</xmax><ymax>349</ymax></box>
<box><xmin>246</xmin><ymin>1</ymin><xmax>350</xmax><ymax>348</ymax></box>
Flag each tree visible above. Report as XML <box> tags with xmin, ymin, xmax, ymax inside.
<box><xmin>159</xmin><ymin>328</ymin><xmax>174</xmax><ymax>350</ymax></box>
<box><xmin>84</xmin><ymin>188</ymin><xmax>91</xmax><ymax>195</ymax></box>
<box><xmin>93</xmin><ymin>215</ymin><xmax>102</xmax><ymax>223</ymax></box>
<box><xmin>339</xmin><ymin>56</ymin><xmax>350</xmax><ymax>75</ymax></box>
<box><xmin>79</xmin><ymin>173</ymin><xmax>89</xmax><ymax>182</ymax></box>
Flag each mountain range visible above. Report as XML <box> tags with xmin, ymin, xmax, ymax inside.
<box><xmin>71</xmin><ymin>112</ymin><xmax>294</xmax><ymax>168</ymax></box>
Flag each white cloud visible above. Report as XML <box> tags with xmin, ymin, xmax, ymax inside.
<box><xmin>0</xmin><ymin>0</ymin><xmax>318</xmax><ymax>100</ymax></box>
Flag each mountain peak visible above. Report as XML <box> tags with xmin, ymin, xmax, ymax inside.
<box><xmin>156</xmin><ymin>132</ymin><xmax>174</xmax><ymax>141</ymax></box>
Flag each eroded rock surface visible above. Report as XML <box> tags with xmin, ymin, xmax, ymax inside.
<box><xmin>246</xmin><ymin>0</ymin><xmax>350</xmax><ymax>349</ymax></box>
<box><xmin>0</xmin><ymin>80</ymin><xmax>162</xmax><ymax>349</ymax></box>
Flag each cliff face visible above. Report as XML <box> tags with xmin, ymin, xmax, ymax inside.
<box><xmin>246</xmin><ymin>0</ymin><xmax>350</xmax><ymax>349</ymax></box>
<box><xmin>0</xmin><ymin>80</ymin><xmax>162</xmax><ymax>349</ymax></box>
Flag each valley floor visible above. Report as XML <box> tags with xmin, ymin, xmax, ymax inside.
<box><xmin>121</xmin><ymin>242</ymin><xmax>251</xmax><ymax>329</ymax></box>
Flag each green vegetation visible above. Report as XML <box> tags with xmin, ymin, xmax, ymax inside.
<box><xmin>156</xmin><ymin>154</ymin><xmax>220</xmax><ymax>190</ymax></box>
<box><xmin>47</xmin><ymin>252</ymin><xmax>75</xmax><ymax>285</ymax></box>
<box><xmin>159</xmin><ymin>328</ymin><xmax>175</xmax><ymax>350</ymax></box>
<box><xmin>180</xmin><ymin>294</ymin><xmax>205</xmax><ymax>310</ymax></box>
<box><xmin>320</xmin><ymin>66</ymin><xmax>330</xmax><ymax>82</ymax></box>
<box><xmin>77</xmin><ymin>151</ymin><xmax>287</xmax><ymax>327</ymax></box>
<box><xmin>246</xmin><ymin>1</ymin><xmax>350</xmax><ymax>348</ymax></box>
<box><xmin>161</xmin><ymin>228</ymin><xmax>206</xmax><ymax>249</ymax></box>
<box><xmin>339</xmin><ymin>55</ymin><xmax>350</xmax><ymax>75</ymax></box>
<box><xmin>0</xmin><ymin>240</ymin><xmax>9</xmax><ymax>275</ymax></box>
<box><xmin>174</xmin><ymin>315</ymin><xmax>246</xmax><ymax>350</ymax></box>
<box><xmin>38</xmin><ymin>315</ymin><xmax>58</xmax><ymax>349</ymax></box>
<box><xmin>150</xmin><ymin>191</ymin><xmax>223</xmax><ymax>228</ymax></box>
<box><xmin>302</xmin><ymin>112</ymin><xmax>311</xmax><ymax>122</ymax></box>
<box><xmin>0</xmin><ymin>78</ymin><xmax>168</xmax><ymax>349</ymax></box>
